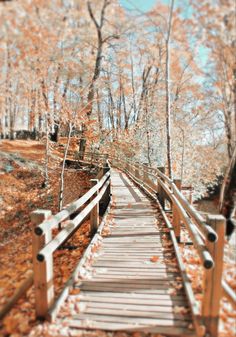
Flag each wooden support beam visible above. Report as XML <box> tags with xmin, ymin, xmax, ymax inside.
<box><xmin>134</xmin><ymin>162</ymin><xmax>140</xmax><ymax>180</ymax></box>
<box><xmin>157</xmin><ymin>167</ymin><xmax>165</xmax><ymax>209</ymax></box>
<box><xmin>31</xmin><ymin>209</ymin><xmax>54</xmax><ymax>319</ymax></box>
<box><xmin>173</xmin><ymin>179</ymin><xmax>182</xmax><ymax>242</ymax></box>
<box><xmin>202</xmin><ymin>215</ymin><xmax>225</xmax><ymax>337</ymax></box>
<box><xmin>90</xmin><ymin>179</ymin><xmax>99</xmax><ymax>236</ymax></box>
<box><xmin>143</xmin><ymin>165</ymin><xmax>148</xmax><ymax>185</ymax></box>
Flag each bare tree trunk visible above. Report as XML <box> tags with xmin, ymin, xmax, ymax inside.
<box><xmin>137</xmin><ymin>66</ymin><xmax>152</xmax><ymax>122</ymax></box>
<box><xmin>145</xmin><ymin>103</ymin><xmax>152</xmax><ymax>166</ymax></box>
<box><xmin>43</xmin><ymin>115</ymin><xmax>49</xmax><ymax>188</ymax></box>
<box><xmin>81</xmin><ymin>0</ymin><xmax>116</xmax><ymax>157</ymax></box>
<box><xmin>86</xmin><ymin>0</ymin><xmax>110</xmax><ymax>118</ymax></box>
<box><xmin>130</xmin><ymin>50</ymin><xmax>137</xmax><ymax>122</ymax></box>
<box><xmin>165</xmin><ymin>0</ymin><xmax>174</xmax><ymax>179</ymax></box>
<box><xmin>29</xmin><ymin>88</ymin><xmax>36</xmax><ymax>132</ymax></box>
<box><xmin>181</xmin><ymin>128</ymin><xmax>185</xmax><ymax>181</ymax></box>
<box><xmin>96</xmin><ymin>89</ymin><xmax>103</xmax><ymax>141</ymax></box>
<box><xmin>41</xmin><ymin>78</ymin><xmax>50</xmax><ymax>188</ymax></box>
<box><xmin>58</xmin><ymin>122</ymin><xmax>73</xmax><ymax>214</ymax></box>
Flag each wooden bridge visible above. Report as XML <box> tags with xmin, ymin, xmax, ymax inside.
<box><xmin>29</xmin><ymin>154</ymin><xmax>235</xmax><ymax>337</ymax></box>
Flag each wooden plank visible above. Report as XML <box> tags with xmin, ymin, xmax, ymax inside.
<box><xmin>78</xmin><ymin>290</ymin><xmax>186</xmax><ymax>300</ymax></box>
<box><xmin>80</xmin><ymin>282</ymin><xmax>175</xmax><ymax>290</ymax></box>
<box><xmin>79</xmin><ymin>286</ymin><xmax>180</xmax><ymax>294</ymax></box>
<box><xmin>70</xmin><ymin>313</ymin><xmax>190</xmax><ymax>326</ymax></box>
<box><xmin>75</xmin><ymin>301</ymin><xmax>191</xmax><ymax>318</ymax></box>
<box><xmin>68</xmin><ymin>320</ymin><xmax>195</xmax><ymax>336</ymax></box>
<box><xmin>96</xmin><ymin>253</ymin><xmax>169</xmax><ymax>263</ymax></box>
<box><xmin>84</xmin><ymin>275</ymin><xmax>182</xmax><ymax>285</ymax></box>
<box><xmin>102</xmin><ymin>238</ymin><xmax>162</xmax><ymax>242</ymax></box>
<box><xmin>72</xmin><ymin>294</ymin><xmax>187</xmax><ymax>306</ymax></box>
<box><xmin>90</xmin><ymin>266</ymin><xmax>178</xmax><ymax>273</ymax></box>
<box><xmin>92</xmin><ymin>261</ymin><xmax>171</xmax><ymax>268</ymax></box>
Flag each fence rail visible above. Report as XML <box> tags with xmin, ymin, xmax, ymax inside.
<box><xmin>31</xmin><ymin>162</ymin><xmax>111</xmax><ymax>319</ymax></box>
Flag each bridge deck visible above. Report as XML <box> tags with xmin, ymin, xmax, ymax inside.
<box><xmin>61</xmin><ymin>169</ymin><xmax>195</xmax><ymax>336</ymax></box>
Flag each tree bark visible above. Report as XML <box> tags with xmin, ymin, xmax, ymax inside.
<box><xmin>58</xmin><ymin>122</ymin><xmax>73</xmax><ymax>214</ymax></box>
<box><xmin>165</xmin><ymin>0</ymin><xmax>174</xmax><ymax>179</ymax></box>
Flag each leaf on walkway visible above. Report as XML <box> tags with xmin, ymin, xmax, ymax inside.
<box><xmin>150</xmin><ymin>255</ymin><xmax>159</xmax><ymax>263</ymax></box>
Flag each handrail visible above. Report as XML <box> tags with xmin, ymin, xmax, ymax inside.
<box><xmin>116</xmin><ymin>157</ymin><xmax>218</xmax><ymax>243</ymax></box>
<box><xmin>157</xmin><ymin>178</ymin><xmax>214</xmax><ymax>268</ymax></box>
<box><xmin>31</xmin><ymin>166</ymin><xmax>111</xmax><ymax>319</ymax></box>
<box><xmin>163</xmin><ymin>178</ymin><xmax>217</xmax><ymax>242</ymax></box>
<box><xmin>37</xmin><ymin>180</ymin><xmax>110</xmax><ymax>262</ymax></box>
<box><xmin>35</xmin><ymin>171</ymin><xmax>110</xmax><ymax>235</ymax></box>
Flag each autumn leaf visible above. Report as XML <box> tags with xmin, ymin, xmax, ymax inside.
<box><xmin>173</xmin><ymin>306</ymin><xmax>189</xmax><ymax>314</ymax></box>
<box><xmin>69</xmin><ymin>288</ymin><xmax>81</xmax><ymax>295</ymax></box>
<box><xmin>150</xmin><ymin>256</ymin><xmax>159</xmax><ymax>263</ymax></box>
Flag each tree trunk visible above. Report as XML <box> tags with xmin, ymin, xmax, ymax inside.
<box><xmin>165</xmin><ymin>0</ymin><xmax>174</xmax><ymax>179</ymax></box>
<box><xmin>58</xmin><ymin>122</ymin><xmax>73</xmax><ymax>214</ymax></box>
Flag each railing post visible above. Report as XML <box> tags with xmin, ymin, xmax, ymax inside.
<box><xmin>173</xmin><ymin>179</ymin><xmax>182</xmax><ymax>242</ymax></box>
<box><xmin>31</xmin><ymin>209</ymin><xmax>54</xmax><ymax>319</ymax></box>
<box><xmin>125</xmin><ymin>160</ymin><xmax>129</xmax><ymax>173</ymax></box>
<box><xmin>143</xmin><ymin>164</ymin><xmax>148</xmax><ymax>185</ymax></box>
<box><xmin>90</xmin><ymin>179</ymin><xmax>99</xmax><ymax>235</ymax></box>
<box><xmin>135</xmin><ymin>162</ymin><xmax>140</xmax><ymax>180</ymax></box>
<box><xmin>202</xmin><ymin>215</ymin><xmax>225</xmax><ymax>337</ymax></box>
<box><xmin>189</xmin><ymin>186</ymin><xmax>193</xmax><ymax>204</ymax></box>
<box><xmin>157</xmin><ymin>167</ymin><xmax>165</xmax><ymax>209</ymax></box>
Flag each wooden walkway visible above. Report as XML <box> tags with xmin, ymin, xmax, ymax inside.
<box><xmin>62</xmin><ymin>169</ymin><xmax>195</xmax><ymax>336</ymax></box>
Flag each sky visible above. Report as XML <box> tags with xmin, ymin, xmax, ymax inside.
<box><xmin>119</xmin><ymin>0</ymin><xmax>209</xmax><ymax>71</ymax></box>
<box><xmin>119</xmin><ymin>0</ymin><xmax>156</xmax><ymax>12</ymax></box>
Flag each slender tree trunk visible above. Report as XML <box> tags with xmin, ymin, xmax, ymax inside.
<box><xmin>144</xmin><ymin>96</ymin><xmax>151</xmax><ymax>166</ymax></box>
<box><xmin>58</xmin><ymin>122</ymin><xmax>73</xmax><ymax>214</ymax></box>
<box><xmin>43</xmin><ymin>115</ymin><xmax>49</xmax><ymax>188</ymax></box>
<box><xmin>224</xmin><ymin>109</ymin><xmax>233</xmax><ymax>158</ymax></box>
<box><xmin>130</xmin><ymin>51</ymin><xmax>137</xmax><ymax>122</ymax></box>
<box><xmin>165</xmin><ymin>0</ymin><xmax>174</xmax><ymax>179</ymax></box>
<box><xmin>96</xmin><ymin>89</ymin><xmax>103</xmax><ymax>141</ymax></box>
<box><xmin>181</xmin><ymin>129</ymin><xmax>185</xmax><ymax>181</ymax></box>
<box><xmin>41</xmin><ymin>78</ymin><xmax>50</xmax><ymax>187</ymax></box>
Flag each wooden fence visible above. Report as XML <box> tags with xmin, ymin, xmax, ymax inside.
<box><xmin>31</xmin><ymin>165</ymin><xmax>111</xmax><ymax>320</ymax></box>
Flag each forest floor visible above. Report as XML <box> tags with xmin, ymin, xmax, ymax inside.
<box><xmin>0</xmin><ymin>140</ymin><xmax>235</xmax><ymax>337</ymax></box>
<box><xmin>0</xmin><ymin>139</ymin><xmax>94</xmax><ymax>337</ymax></box>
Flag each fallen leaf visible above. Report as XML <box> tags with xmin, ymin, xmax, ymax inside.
<box><xmin>69</xmin><ymin>288</ymin><xmax>81</xmax><ymax>295</ymax></box>
<box><xmin>150</xmin><ymin>256</ymin><xmax>159</xmax><ymax>263</ymax></box>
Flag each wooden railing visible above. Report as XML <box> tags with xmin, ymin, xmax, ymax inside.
<box><xmin>31</xmin><ymin>165</ymin><xmax>111</xmax><ymax>320</ymax></box>
<box><xmin>29</xmin><ymin>151</ymin><xmax>235</xmax><ymax>337</ymax></box>
<box><xmin>109</xmin><ymin>155</ymin><xmax>235</xmax><ymax>337</ymax></box>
